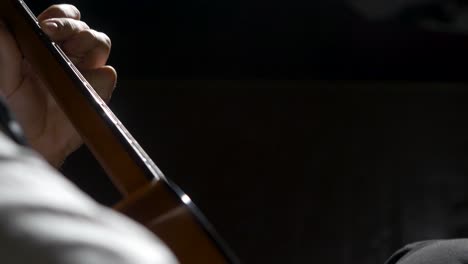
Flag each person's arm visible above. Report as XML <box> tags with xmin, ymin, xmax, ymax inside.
<box><xmin>0</xmin><ymin>130</ymin><xmax>177</xmax><ymax>263</ymax></box>
<box><xmin>0</xmin><ymin>4</ymin><xmax>179</xmax><ymax>263</ymax></box>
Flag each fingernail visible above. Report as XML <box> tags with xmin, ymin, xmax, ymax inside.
<box><xmin>43</xmin><ymin>21</ymin><xmax>58</xmax><ymax>31</ymax></box>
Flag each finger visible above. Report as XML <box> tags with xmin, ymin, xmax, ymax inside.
<box><xmin>62</xmin><ymin>29</ymin><xmax>111</xmax><ymax>69</ymax></box>
<box><xmin>37</xmin><ymin>4</ymin><xmax>81</xmax><ymax>21</ymax></box>
<box><xmin>82</xmin><ymin>66</ymin><xmax>117</xmax><ymax>102</ymax></box>
<box><xmin>40</xmin><ymin>18</ymin><xmax>89</xmax><ymax>42</ymax></box>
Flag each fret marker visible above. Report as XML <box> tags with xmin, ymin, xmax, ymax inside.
<box><xmin>181</xmin><ymin>194</ymin><xmax>191</xmax><ymax>204</ymax></box>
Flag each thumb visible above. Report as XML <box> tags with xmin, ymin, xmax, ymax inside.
<box><xmin>0</xmin><ymin>21</ymin><xmax>22</xmax><ymax>98</ymax></box>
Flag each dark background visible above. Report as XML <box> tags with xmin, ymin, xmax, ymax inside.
<box><xmin>24</xmin><ymin>0</ymin><xmax>468</xmax><ymax>263</ymax></box>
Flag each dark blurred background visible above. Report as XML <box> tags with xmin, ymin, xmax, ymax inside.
<box><xmin>24</xmin><ymin>0</ymin><xmax>468</xmax><ymax>263</ymax></box>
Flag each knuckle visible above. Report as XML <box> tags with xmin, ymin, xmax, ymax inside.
<box><xmin>40</xmin><ymin>4</ymin><xmax>81</xmax><ymax>21</ymax></box>
<box><xmin>82</xmin><ymin>29</ymin><xmax>97</xmax><ymax>40</ymax></box>
<box><xmin>80</xmin><ymin>21</ymin><xmax>90</xmax><ymax>30</ymax></box>
<box><xmin>49</xmin><ymin>4</ymin><xmax>62</xmax><ymax>12</ymax></box>
<box><xmin>53</xmin><ymin>4</ymin><xmax>81</xmax><ymax>19</ymax></box>
<box><xmin>53</xmin><ymin>18</ymin><xmax>65</xmax><ymax>29</ymax></box>
<box><xmin>102</xmin><ymin>33</ymin><xmax>112</xmax><ymax>49</ymax></box>
<box><xmin>60</xmin><ymin>19</ymin><xmax>73</xmax><ymax>31</ymax></box>
<box><xmin>59</xmin><ymin>19</ymin><xmax>89</xmax><ymax>32</ymax></box>
<box><xmin>68</xmin><ymin>5</ymin><xmax>81</xmax><ymax>20</ymax></box>
<box><xmin>84</xmin><ymin>30</ymin><xmax>111</xmax><ymax>50</ymax></box>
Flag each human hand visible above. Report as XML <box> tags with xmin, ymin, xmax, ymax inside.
<box><xmin>0</xmin><ymin>4</ymin><xmax>116</xmax><ymax>167</ymax></box>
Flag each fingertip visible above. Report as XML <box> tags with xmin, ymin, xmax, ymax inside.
<box><xmin>83</xmin><ymin>66</ymin><xmax>118</xmax><ymax>102</ymax></box>
<box><xmin>100</xmin><ymin>66</ymin><xmax>118</xmax><ymax>100</ymax></box>
<box><xmin>104</xmin><ymin>65</ymin><xmax>118</xmax><ymax>88</ymax></box>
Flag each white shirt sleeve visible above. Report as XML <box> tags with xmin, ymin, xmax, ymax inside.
<box><xmin>0</xmin><ymin>132</ymin><xmax>178</xmax><ymax>264</ymax></box>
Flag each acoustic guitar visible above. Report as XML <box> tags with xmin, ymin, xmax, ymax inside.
<box><xmin>0</xmin><ymin>0</ymin><xmax>239</xmax><ymax>263</ymax></box>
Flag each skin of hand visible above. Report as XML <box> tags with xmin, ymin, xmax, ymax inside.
<box><xmin>0</xmin><ymin>4</ymin><xmax>117</xmax><ymax>167</ymax></box>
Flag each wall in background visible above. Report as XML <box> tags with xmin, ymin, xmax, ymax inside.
<box><xmin>61</xmin><ymin>80</ymin><xmax>468</xmax><ymax>264</ymax></box>
<box><xmin>27</xmin><ymin>0</ymin><xmax>468</xmax><ymax>80</ymax></box>
<box><xmin>19</xmin><ymin>0</ymin><xmax>468</xmax><ymax>263</ymax></box>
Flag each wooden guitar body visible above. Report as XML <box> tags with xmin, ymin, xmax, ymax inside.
<box><xmin>0</xmin><ymin>1</ymin><xmax>239</xmax><ymax>263</ymax></box>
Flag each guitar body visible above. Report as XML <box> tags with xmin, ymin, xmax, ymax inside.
<box><xmin>0</xmin><ymin>1</ymin><xmax>239</xmax><ymax>263</ymax></box>
<box><xmin>116</xmin><ymin>181</ymin><xmax>234</xmax><ymax>263</ymax></box>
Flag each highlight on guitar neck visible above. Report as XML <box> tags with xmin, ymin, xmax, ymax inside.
<box><xmin>0</xmin><ymin>0</ymin><xmax>240</xmax><ymax>263</ymax></box>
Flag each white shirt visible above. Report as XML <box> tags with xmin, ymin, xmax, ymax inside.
<box><xmin>0</xmin><ymin>132</ymin><xmax>178</xmax><ymax>264</ymax></box>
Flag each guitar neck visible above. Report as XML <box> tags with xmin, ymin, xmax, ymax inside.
<box><xmin>0</xmin><ymin>0</ymin><xmax>161</xmax><ymax>195</ymax></box>
<box><xmin>1</xmin><ymin>2</ymin><xmax>241</xmax><ymax>263</ymax></box>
